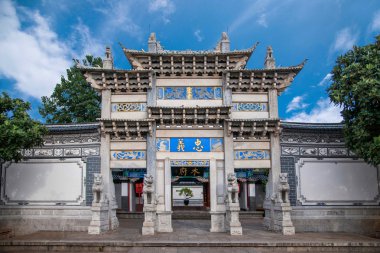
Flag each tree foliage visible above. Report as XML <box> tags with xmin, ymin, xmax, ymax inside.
<box><xmin>0</xmin><ymin>92</ymin><xmax>47</xmax><ymax>162</ymax></box>
<box><xmin>39</xmin><ymin>55</ymin><xmax>102</xmax><ymax>123</ymax></box>
<box><xmin>328</xmin><ymin>36</ymin><xmax>380</xmax><ymax>166</ymax></box>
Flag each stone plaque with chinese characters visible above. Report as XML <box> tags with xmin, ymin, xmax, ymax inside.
<box><xmin>156</xmin><ymin>138</ymin><xmax>223</xmax><ymax>152</ymax></box>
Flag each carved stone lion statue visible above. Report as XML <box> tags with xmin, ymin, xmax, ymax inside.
<box><xmin>277</xmin><ymin>173</ymin><xmax>290</xmax><ymax>203</ymax></box>
<box><xmin>143</xmin><ymin>174</ymin><xmax>155</xmax><ymax>205</ymax></box>
<box><xmin>92</xmin><ymin>173</ymin><xmax>105</xmax><ymax>204</ymax></box>
<box><xmin>226</xmin><ymin>173</ymin><xmax>239</xmax><ymax>204</ymax></box>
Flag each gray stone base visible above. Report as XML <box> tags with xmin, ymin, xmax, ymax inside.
<box><xmin>210</xmin><ymin>212</ymin><xmax>225</xmax><ymax>232</ymax></box>
<box><xmin>156</xmin><ymin>211</ymin><xmax>173</xmax><ymax>232</ymax></box>
<box><xmin>142</xmin><ymin>206</ymin><xmax>156</xmax><ymax>235</ymax></box>
<box><xmin>226</xmin><ymin>204</ymin><xmax>242</xmax><ymax>235</ymax></box>
<box><xmin>0</xmin><ymin>206</ymin><xmax>91</xmax><ymax>236</ymax></box>
<box><xmin>88</xmin><ymin>204</ymin><xmax>109</xmax><ymax>234</ymax></box>
<box><xmin>273</xmin><ymin>203</ymin><xmax>295</xmax><ymax>235</ymax></box>
<box><xmin>292</xmin><ymin>206</ymin><xmax>380</xmax><ymax>236</ymax></box>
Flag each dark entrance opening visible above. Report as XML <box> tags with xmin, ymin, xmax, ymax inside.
<box><xmin>171</xmin><ymin>166</ymin><xmax>210</xmax><ymax>210</ymax></box>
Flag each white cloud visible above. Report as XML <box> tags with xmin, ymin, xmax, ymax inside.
<box><xmin>230</xmin><ymin>0</ymin><xmax>272</xmax><ymax>32</ymax></box>
<box><xmin>318</xmin><ymin>73</ymin><xmax>333</xmax><ymax>86</ymax></box>
<box><xmin>149</xmin><ymin>0</ymin><xmax>175</xmax><ymax>24</ymax></box>
<box><xmin>99</xmin><ymin>1</ymin><xmax>143</xmax><ymax>39</ymax></box>
<box><xmin>0</xmin><ymin>0</ymin><xmax>71</xmax><ymax>98</ymax></box>
<box><xmin>257</xmin><ymin>13</ymin><xmax>268</xmax><ymax>28</ymax></box>
<box><xmin>194</xmin><ymin>29</ymin><xmax>203</xmax><ymax>42</ymax></box>
<box><xmin>370</xmin><ymin>10</ymin><xmax>380</xmax><ymax>32</ymax></box>
<box><xmin>286</xmin><ymin>95</ymin><xmax>309</xmax><ymax>113</ymax></box>
<box><xmin>69</xmin><ymin>20</ymin><xmax>104</xmax><ymax>59</ymax></box>
<box><xmin>332</xmin><ymin>27</ymin><xmax>358</xmax><ymax>52</ymax></box>
<box><xmin>286</xmin><ymin>98</ymin><xmax>342</xmax><ymax>123</ymax></box>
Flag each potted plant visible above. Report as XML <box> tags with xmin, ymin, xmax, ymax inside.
<box><xmin>178</xmin><ymin>187</ymin><xmax>193</xmax><ymax>206</ymax></box>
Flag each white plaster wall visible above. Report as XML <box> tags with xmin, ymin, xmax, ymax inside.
<box><xmin>156</xmin><ymin>78</ymin><xmax>222</xmax><ymax>86</ymax></box>
<box><xmin>111</xmin><ymin>111</ymin><xmax>147</xmax><ymax>119</ymax></box>
<box><xmin>110</xmin><ymin>141</ymin><xmax>147</xmax><ymax>150</ymax></box>
<box><xmin>233</xmin><ymin>160</ymin><xmax>271</xmax><ymax>168</ymax></box>
<box><xmin>156</xmin><ymin>129</ymin><xmax>224</xmax><ymax>137</ymax></box>
<box><xmin>111</xmin><ymin>94</ymin><xmax>147</xmax><ymax>102</ymax></box>
<box><xmin>234</xmin><ymin>141</ymin><xmax>270</xmax><ymax>150</ymax></box>
<box><xmin>110</xmin><ymin>160</ymin><xmax>146</xmax><ymax>168</ymax></box>
<box><xmin>231</xmin><ymin>111</ymin><xmax>269</xmax><ymax>119</ymax></box>
<box><xmin>2</xmin><ymin>159</ymin><xmax>85</xmax><ymax>205</ymax></box>
<box><xmin>297</xmin><ymin>158</ymin><xmax>380</xmax><ymax>205</ymax></box>
<box><xmin>232</xmin><ymin>93</ymin><xmax>268</xmax><ymax>102</ymax></box>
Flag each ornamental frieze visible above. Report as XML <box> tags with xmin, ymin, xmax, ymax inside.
<box><xmin>234</xmin><ymin>150</ymin><xmax>270</xmax><ymax>160</ymax></box>
<box><xmin>111</xmin><ymin>151</ymin><xmax>146</xmax><ymax>160</ymax></box>
<box><xmin>232</xmin><ymin>103</ymin><xmax>267</xmax><ymax>112</ymax></box>
<box><xmin>22</xmin><ymin>147</ymin><xmax>100</xmax><ymax>158</ymax></box>
<box><xmin>111</xmin><ymin>103</ymin><xmax>147</xmax><ymax>112</ymax></box>
<box><xmin>157</xmin><ymin>87</ymin><xmax>222</xmax><ymax>100</ymax></box>
<box><xmin>281</xmin><ymin>146</ymin><xmax>352</xmax><ymax>158</ymax></box>
<box><xmin>43</xmin><ymin>133</ymin><xmax>100</xmax><ymax>145</ymax></box>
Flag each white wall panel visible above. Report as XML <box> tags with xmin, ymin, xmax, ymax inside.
<box><xmin>296</xmin><ymin>158</ymin><xmax>380</xmax><ymax>205</ymax></box>
<box><xmin>2</xmin><ymin>159</ymin><xmax>85</xmax><ymax>205</ymax></box>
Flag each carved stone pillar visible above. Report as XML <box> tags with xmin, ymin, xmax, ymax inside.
<box><xmin>156</xmin><ymin>157</ymin><xmax>173</xmax><ymax>232</ymax></box>
<box><xmin>209</xmin><ymin>158</ymin><xmax>225</xmax><ymax>232</ymax></box>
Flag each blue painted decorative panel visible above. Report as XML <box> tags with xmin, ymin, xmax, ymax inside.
<box><xmin>234</xmin><ymin>150</ymin><xmax>270</xmax><ymax>160</ymax></box>
<box><xmin>112</xmin><ymin>151</ymin><xmax>146</xmax><ymax>160</ymax></box>
<box><xmin>156</xmin><ymin>138</ymin><xmax>224</xmax><ymax>152</ymax></box>
<box><xmin>157</xmin><ymin>87</ymin><xmax>223</xmax><ymax>100</ymax></box>
<box><xmin>170</xmin><ymin>160</ymin><xmax>210</xmax><ymax>167</ymax></box>
<box><xmin>232</xmin><ymin>103</ymin><xmax>267</xmax><ymax>112</ymax></box>
<box><xmin>156</xmin><ymin>138</ymin><xmax>170</xmax><ymax>151</ymax></box>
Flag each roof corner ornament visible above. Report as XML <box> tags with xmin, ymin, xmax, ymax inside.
<box><xmin>148</xmin><ymin>32</ymin><xmax>163</xmax><ymax>53</ymax></box>
<box><xmin>103</xmin><ymin>46</ymin><xmax>114</xmax><ymax>70</ymax></box>
<box><xmin>215</xmin><ymin>32</ymin><xmax>230</xmax><ymax>53</ymax></box>
<box><xmin>264</xmin><ymin>46</ymin><xmax>276</xmax><ymax>69</ymax></box>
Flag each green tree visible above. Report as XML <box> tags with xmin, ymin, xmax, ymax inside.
<box><xmin>0</xmin><ymin>92</ymin><xmax>47</xmax><ymax>162</ymax></box>
<box><xmin>39</xmin><ymin>55</ymin><xmax>102</xmax><ymax>123</ymax></box>
<box><xmin>328</xmin><ymin>36</ymin><xmax>380</xmax><ymax>166</ymax></box>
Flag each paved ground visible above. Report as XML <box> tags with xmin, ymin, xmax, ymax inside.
<box><xmin>1</xmin><ymin>219</ymin><xmax>380</xmax><ymax>252</ymax></box>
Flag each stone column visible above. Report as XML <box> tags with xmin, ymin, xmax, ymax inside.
<box><xmin>146</xmin><ymin>122</ymin><xmax>156</xmax><ymax>178</ymax></box>
<box><xmin>156</xmin><ymin>157</ymin><xmax>173</xmax><ymax>232</ymax></box>
<box><xmin>264</xmin><ymin>88</ymin><xmax>279</xmax><ymax>231</ymax></box>
<box><xmin>210</xmin><ymin>158</ymin><xmax>225</xmax><ymax>232</ymax></box>
<box><xmin>101</xmin><ymin>90</ymin><xmax>119</xmax><ymax>230</ymax></box>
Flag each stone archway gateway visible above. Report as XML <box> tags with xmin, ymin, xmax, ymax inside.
<box><xmin>81</xmin><ymin>32</ymin><xmax>304</xmax><ymax>235</ymax></box>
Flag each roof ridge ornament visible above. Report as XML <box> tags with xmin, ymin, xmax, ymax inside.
<box><xmin>215</xmin><ymin>32</ymin><xmax>230</xmax><ymax>53</ymax></box>
<box><xmin>264</xmin><ymin>46</ymin><xmax>275</xmax><ymax>69</ymax></box>
<box><xmin>103</xmin><ymin>46</ymin><xmax>114</xmax><ymax>70</ymax></box>
<box><xmin>148</xmin><ymin>32</ymin><xmax>163</xmax><ymax>53</ymax></box>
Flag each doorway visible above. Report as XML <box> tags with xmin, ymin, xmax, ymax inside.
<box><xmin>171</xmin><ymin>166</ymin><xmax>210</xmax><ymax>210</ymax></box>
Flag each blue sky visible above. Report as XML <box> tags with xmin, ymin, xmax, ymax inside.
<box><xmin>0</xmin><ymin>0</ymin><xmax>379</xmax><ymax>122</ymax></box>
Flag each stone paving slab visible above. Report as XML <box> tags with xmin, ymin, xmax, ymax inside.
<box><xmin>1</xmin><ymin>219</ymin><xmax>380</xmax><ymax>252</ymax></box>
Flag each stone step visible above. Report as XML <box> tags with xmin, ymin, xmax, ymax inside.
<box><xmin>116</xmin><ymin>210</ymin><xmax>264</xmax><ymax>219</ymax></box>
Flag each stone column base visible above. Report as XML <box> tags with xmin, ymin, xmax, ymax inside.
<box><xmin>142</xmin><ymin>206</ymin><xmax>156</xmax><ymax>235</ymax></box>
<box><xmin>88</xmin><ymin>204</ymin><xmax>109</xmax><ymax>234</ymax></box>
<box><xmin>156</xmin><ymin>211</ymin><xmax>173</xmax><ymax>232</ymax></box>
<box><xmin>263</xmin><ymin>199</ymin><xmax>274</xmax><ymax>230</ymax></box>
<box><xmin>273</xmin><ymin>203</ymin><xmax>295</xmax><ymax>235</ymax></box>
<box><xmin>210</xmin><ymin>211</ymin><xmax>225</xmax><ymax>232</ymax></box>
<box><xmin>226</xmin><ymin>204</ymin><xmax>242</xmax><ymax>235</ymax></box>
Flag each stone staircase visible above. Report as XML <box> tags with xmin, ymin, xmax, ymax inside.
<box><xmin>117</xmin><ymin>210</ymin><xmax>264</xmax><ymax>220</ymax></box>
